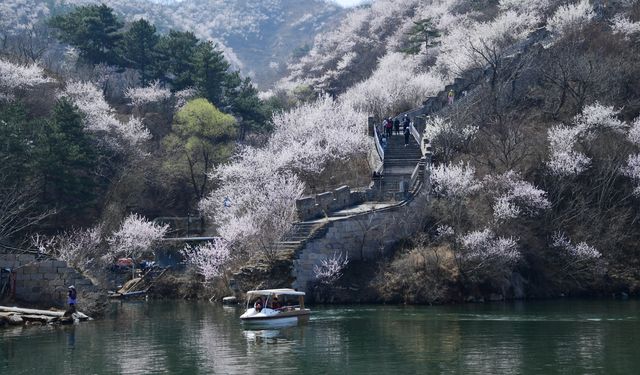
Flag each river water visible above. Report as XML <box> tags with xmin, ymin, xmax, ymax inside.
<box><xmin>1</xmin><ymin>299</ymin><xmax>639</xmax><ymax>374</ymax></box>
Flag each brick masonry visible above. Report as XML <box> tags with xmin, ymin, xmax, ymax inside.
<box><xmin>0</xmin><ymin>253</ymin><xmax>105</xmax><ymax>315</ymax></box>
<box><xmin>292</xmin><ymin>171</ymin><xmax>431</xmax><ymax>291</ymax></box>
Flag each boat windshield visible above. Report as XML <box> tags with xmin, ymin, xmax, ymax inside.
<box><xmin>245</xmin><ymin>289</ymin><xmax>305</xmax><ymax>310</ymax></box>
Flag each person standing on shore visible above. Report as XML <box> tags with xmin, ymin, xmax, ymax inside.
<box><xmin>67</xmin><ymin>285</ymin><xmax>77</xmax><ymax>314</ymax></box>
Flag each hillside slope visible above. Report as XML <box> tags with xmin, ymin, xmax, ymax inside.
<box><xmin>0</xmin><ymin>0</ymin><xmax>346</xmax><ymax>87</ymax></box>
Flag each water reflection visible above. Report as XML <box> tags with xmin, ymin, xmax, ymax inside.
<box><xmin>64</xmin><ymin>326</ymin><xmax>76</xmax><ymax>350</ymax></box>
<box><xmin>1</xmin><ymin>300</ymin><xmax>640</xmax><ymax>374</ymax></box>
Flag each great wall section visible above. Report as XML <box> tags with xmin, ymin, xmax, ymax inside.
<box><xmin>280</xmin><ymin>28</ymin><xmax>552</xmax><ymax>293</ymax></box>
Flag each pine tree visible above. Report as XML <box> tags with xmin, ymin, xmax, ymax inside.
<box><xmin>0</xmin><ymin>103</ymin><xmax>33</xmax><ymax>182</ymax></box>
<box><xmin>49</xmin><ymin>4</ymin><xmax>123</xmax><ymax>65</ymax></box>
<box><xmin>37</xmin><ymin>98</ymin><xmax>98</xmax><ymax>217</ymax></box>
<box><xmin>402</xmin><ymin>18</ymin><xmax>441</xmax><ymax>55</ymax></box>
<box><xmin>154</xmin><ymin>30</ymin><xmax>199</xmax><ymax>90</ymax></box>
<box><xmin>119</xmin><ymin>19</ymin><xmax>159</xmax><ymax>84</ymax></box>
<box><xmin>195</xmin><ymin>41</ymin><xmax>230</xmax><ymax>107</ymax></box>
<box><xmin>225</xmin><ymin>75</ymin><xmax>270</xmax><ymax>139</ymax></box>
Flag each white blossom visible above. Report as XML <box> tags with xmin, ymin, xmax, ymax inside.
<box><xmin>200</xmin><ymin>169</ymin><xmax>305</xmax><ymax>259</ymax></box>
<box><xmin>182</xmin><ymin>238</ymin><xmax>231</xmax><ymax>281</ymax></box>
<box><xmin>547</xmin><ymin>0</ymin><xmax>594</xmax><ymax>37</ymax></box>
<box><xmin>627</xmin><ymin>117</ymin><xmax>640</xmax><ymax>146</ymax></box>
<box><xmin>436</xmin><ymin>10</ymin><xmax>539</xmax><ymax>79</ymax></box>
<box><xmin>459</xmin><ymin>228</ymin><xmax>521</xmax><ymax>265</ymax></box>
<box><xmin>257</xmin><ymin>90</ymin><xmax>275</xmax><ymax>101</ymax></box>
<box><xmin>435</xmin><ymin>224</ymin><xmax>455</xmax><ymax>241</ymax></box>
<box><xmin>499</xmin><ymin>0</ymin><xmax>551</xmax><ymax>15</ymax></box>
<box><xmin>611</xmin><ymin>15</ymin><xmax>640</xmax><ymax>38</ymax></box>
<box><xmin>62</xmin><ymin>80</ymin><xmax>151</xmax><ymax>151</ymax></box>
<box><xmin>313</xmin><ymin>252</ymin><xmax>349</xmax><ymax>285</ymax></box>
<box><xmin>546</xmin><ymin>125</ymin><xmax>585</xmax><ymax>176</ymax></box>
<box><xmin>574</xmin><ymin>102</ymin><xmax>626</xmax><ymax>136</ymax></box>
<box><xmin>0</xmin><ymin>58</ymin><xmax>51</xmax><ymax>90</ymax></box>
<box><xmin>431</xmin><ymin>162</ymin><xmax>482</xmax><ymax>199</ymax></box>
<box><xmin>485</xmin><ymin>171</ymin><xmax>551</xmax><ymax>221</ymax></box>
<box><xmin>174</xmin><ymin>87</ymin><xmax>197</xmax><ymax>110</ymax></box>
<box><xmin>492</xmin><ymin>196</ymin><xmax>521</xmax><ymax>221</ymax></box>
<box><xmin>125</xmin><ymin>81</ymin><xmax>171</xmax><ymax>107</ymax></box>
<box><xmin>622</xmin><ymin>154</ymin><xmax>640</xmax><ymax>196</ymax></box>
<box><xmin>547</xmin><ymin>103</ymin><xmax>626</xmax><ymax>176</ymax></box>
<box><xmin>199</xmin><ymin>98</ymin><xmax>359</xmax><ymax>259</ymax></box>
<box><xmin>342</xmin><ymin>53</ymin><xmax>443</xmax><ymax>118</ymax></box>
<box><xmin>269</xmin><ymin>96</ymin><xmax>368</xmax><ymax>174</ymax></box>
<box><xmin>107</xmin><ymin>213</ymin><xmax>168</xmax><ymax>260</ymax></box>
<box><xmin>32</xmin><ymin>225</ymin><xmax>104</xmax><ymax>271</ymax></box>
<box><xmin>422</xmin><ymin>116</ymin><xmax>477</xmax><ymax>161</ymax></box>
<box><xmin>547</xmin><ymin>151</ymin><xmax>591</xmax><ymax>176</ymax></box>
<box><xmin>551</xmin><ymin>232</ymin><xmax>602</xmax><ymax>260</ymax></box>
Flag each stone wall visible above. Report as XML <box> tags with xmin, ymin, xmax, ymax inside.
<box><xmin>292</xmin><ymin>174</ymin><xmax>431</xmax><ymax>292</ymax></box>
<box><xmin>296</xmin><ymin>185</ymin><xmax>370</xmax><ymax>221</ymax></box>
<box><xmin>0</xmin><ymin>253</ymin><xmax>106</xmax><ymax>315</ymax></box>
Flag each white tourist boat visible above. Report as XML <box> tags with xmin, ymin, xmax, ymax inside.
<box><xmin>240</xmin><ymin>288</ymin><xmax>310</xmax><ymax>325</ymax></box>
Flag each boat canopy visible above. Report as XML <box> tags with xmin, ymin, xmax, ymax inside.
<box><xmin>246</xmin><ymin>288</ymin><xmax>305</xmax><ymax>296</ymax></box>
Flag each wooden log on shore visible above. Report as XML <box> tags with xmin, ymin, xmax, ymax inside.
<box><xmin>0</xmin><ymin>306</ymin><xmax>64</xmax><ymax>317</ymax></box>
<box><xmin>21</xmin><ymin>314</ymin><xmax>57</xmax><ymax>324</ymax></box>
<box><xmin>0</xmin><ymin>306</ymin><xmax>91</xmax><ymax>321</ymax></box>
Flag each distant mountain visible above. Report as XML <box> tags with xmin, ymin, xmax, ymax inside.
<box><xmin>0</xmin><ymin>0</ymin><xmax>347</xmax><ymax>87</ymax></box>
<box><xmin>83</xmin><ymin>0</ymin><xmax>349</xmax><ymax>87</ymax></box>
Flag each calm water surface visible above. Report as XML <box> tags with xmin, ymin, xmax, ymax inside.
<box><xmin>1</xmin><ymin>300</ymin><xmax>639</xmax><ymax>374</ymax></box>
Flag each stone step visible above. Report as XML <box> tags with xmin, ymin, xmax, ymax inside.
<box><xmin>385</xmin><ymin>148</ymin><xmax>421</xmax><ymax>154</ymax></box>
<box><xmin>384</xmin><ymin>159</ymin><xmax>421</xmax><ymax>165</ymax></box>
<box><xmin>385</xmin><ymin>153</ymin><xmax>420</xmax><ymax>157</ymax></box>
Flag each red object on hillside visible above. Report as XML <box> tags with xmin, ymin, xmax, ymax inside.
<box><xmin>116</xmin><ymin>258</ymin><xmax>134</xmax><ymax>267</ymax></box>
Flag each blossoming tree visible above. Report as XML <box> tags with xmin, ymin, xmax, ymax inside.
<box><xmin>106</xmin><ymin>213</ymin><xmax>169</xmax><ymax>262</ymax></box>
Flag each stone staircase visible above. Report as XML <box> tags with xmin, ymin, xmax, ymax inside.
<box><xmin>379</xmin><ymin>131</ymin><xmax>423</xmax><ymax>200</ymax></box>
<box><xmin>273</xmin><ymin>221</ymin><xmax>329</xmax><ymax>257</ymax></box>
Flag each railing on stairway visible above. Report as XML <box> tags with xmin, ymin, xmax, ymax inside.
<box><xmin>409</xmin><ymin>158</ymin><xmax>424</xmax><ymax>191</ymax></box>
<box><xmin>373</xmin><ymin>122</ymin><xmax>384</xmax><ymax>161</ymax></box>
<box><xmin>410</xmin><ymin>122</ymin><xmax>421</xmax><ymax>149</ymax></box>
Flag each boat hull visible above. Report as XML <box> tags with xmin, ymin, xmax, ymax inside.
<box><xmin>240</xmin><ymin>307</ymin><xmax>310</xmax><ymax>326</ymax></box>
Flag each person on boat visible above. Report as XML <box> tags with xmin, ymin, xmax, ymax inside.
<box><xmin>271</xmin><ymin>296</ymin><xmax>282</xmax><ymax>310</ymax></box>
<box><xmin>67</xmin><ymin>285</ymin><xmax>77</xmax><ymax>314</ymax></box>
<box><xmin>254</xmin><ymin>297</ymin><xmax>264</xmax><ymax>312</ymax></box>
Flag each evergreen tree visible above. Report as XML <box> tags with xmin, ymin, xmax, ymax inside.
<box><xmin>225</xmin><ymin>75</ymin><xmax>270</xmax><ymax>139</ymax></box>
<box><xmin>195</xmin><ymin>41</ymin><xmax>230</xmax><ymax>107</ymax></box>
<box><xmin>154</xmin><ymin>30</ymin><xmax>199</xmax><ymax>90</ymax></box>
<box><xmin>49</xmin><ymin>4</ymin><xmax>123</xmax><ymax>65</ymax></box>
<box><xmin>119</xmin><ymin>18</ymin><xmax>159</xmax><ymax>84</ymax></box>
<box><xmin>0</xmin><ymin>103</ymin><xmax>33</xmax><ymax>182</ymax></box>
<box><xmin>37</xmin><ymin>98</ymin><xmax>98</xmax><ymax>217</ymax></box>
<box><xmin>402</xmin><ymin>18</ymin><xmax>441</xmax><ymax>55</ymax></box>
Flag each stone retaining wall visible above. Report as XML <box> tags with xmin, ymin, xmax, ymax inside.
<box><xmin>296</xmin><ymin>185</ymin><xmax>370</xmax><ymax>221</ymax></box>
<box><xmin>292</xmin><ymin>175</ymin><xmax>431</xmax><ymax>291</ymax></box>
<box><xmin>0</xmin><ymin>253</ymin><xmax>105</xmax><ymax>315</ymax></box>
